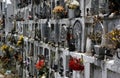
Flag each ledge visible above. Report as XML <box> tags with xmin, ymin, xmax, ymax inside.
<box><xmin>70</xmin><ymin>52</ymin><xmax>95</xmax><ymax>63</ymax></box>
<box><xmin>103</xmin><ymin>15</ymin><xmax>120</xmax><ymax>20</ymax></box>
<box><xmin>106</xmin><ymin>60</ymin><xmax>120</xmax><ymax>74</ymax></box>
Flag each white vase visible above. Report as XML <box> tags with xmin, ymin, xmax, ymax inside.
<box><xmin>68</xmin><ymin>9</ymin><xmax>75</xmax><ymax>19</ymax></box>
<box><xmin>86</xmin><ymin>37</ymin><xmax>92</xmax><ymax>55</ymax></box>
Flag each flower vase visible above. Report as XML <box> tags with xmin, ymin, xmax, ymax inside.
<box><xmin>86</xmin><ymin>37</ymin><xmax>92</xmax><ymax>56</ymax></box>
<box><xmin>68</xmin><ymin>9</ymin><xmax>75</xmax><ymax>19</ymax></box>
<box><xmin>101</xmin><ymin>34</ymin><xmax>107</xmax><ymax>47</ymax></box>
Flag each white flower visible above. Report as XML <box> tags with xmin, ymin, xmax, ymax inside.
<box><xmin>41</xmin><ymin>74</ymin><xmax>46</xmax><ymax>78</ymax></box>
<box><xmin>65</xmin><ymin>0</ymin><xmax>70</xmax><ymax>3</ymax></box>
<box><xmin>70</xmin><ymin>0</ymin><xmax>79</xmax><ymax>6</ymax></box>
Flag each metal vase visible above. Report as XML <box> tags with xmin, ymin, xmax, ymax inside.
<box><xmin>68</xmin><ymin>9</ymin><xmax>75</xmax><ymax>19</ymax></box>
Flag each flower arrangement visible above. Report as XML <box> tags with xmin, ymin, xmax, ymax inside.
<box><xmin>1</xmin><ymin>44</ymin><xmax>9</xmax><ymax>52</ymax></box>
<box><xmin>0</xmin><ymin>45</ymin><xmax>15</xmax><ymax>70</ymax></box>
<box><xmin>53</xmin><ymin>6</ymin><xmax>65</xmax><ymax>14</ymax></box>
<box><xmin>106</xmin><ymin>29</ymin><xmax>120</xmax><ymax>49</ymax></box>
<box><xmin>88</xmin><ymin>32</ymin><xmax>102</xmax><ymax>44</ymax></box>
<box><xmin>1</xmin><ymin>44</ymin><xmax>14</xmax><ymax>53</ymax></box>
<box><xmin>35</xmin><ymin>59</ymin><xmax>45</xmax><ymax>70</ymax></box>
<box><xmin>17</xmin><ymin>35</ymin><xmax>24</xmax><ymax>46</ymax></box>
<box><xmin>66</xmin><ymin>0</ymin><xmax>79</xmax><ymax>9</ymax></box>
<box><xmin>35</xmin><ymin>55</ymin><xmax>48</xmax><ymax>77</ymax></box>
<box><xmin>69</xmin><ymin>56</ymin><xmax>84</xmax><ymax>71</ymax></box>
<box><xmin>53</xmin><ymin>6</ymin><xmax>66</xmax><ymax>18</ymax></box>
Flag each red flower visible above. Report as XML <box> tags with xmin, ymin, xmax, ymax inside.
<box><xmin>69</xmin><ymin>57</ymin><xmax>84</xmax><ymax>71</ymax></box>
<box><xmin>35</xmin><ymin>60</ymin><xmax>45</xmax><ymax>70</ymax></box>
<box><xmin>69</xmin><ymin>57</ymin><xmax>75</xmax><ymax>69</ymax></box>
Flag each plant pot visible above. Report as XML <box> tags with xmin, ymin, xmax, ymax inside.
<box><xmin>94</xmin><ymin>45</ymin><xmax>105</xmax><ymax>60</ymax></box>
<box><xmin>68</xmin><ymin>9</ymin><xmax>75</xmax><ymax>19</ymax></box>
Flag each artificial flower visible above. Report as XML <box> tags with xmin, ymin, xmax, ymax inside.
<box><xmin>17</xmin><ymin>41</ymin><xmax>22</xmax><ymax>46</ymax></box>
<box><xmin>1</xmin><ymin>44</ymin><xmax>9</xmax><ymax>52</ymax></box>
<box><xmin>19</xmin><ymin>35</ymin><xmax>24</xmax><ymax>41</ymax></box>
<box><xmin>70</xmin><ymin>0</ymin><xmax>79</xmax><ymax>6</ymax></box>
<box><xmin>67</xmin><ymin>0</ymin><xmax>79</xmax><ymax>9</ymax></box>
<box><xmin>69</xmin><ymin>57</ymin><xmax>84</xmax><ymax>71</ymax></box>
<box><xmin>35</xmin><ymin>60</ymin><xmax>45</xmax><ymax>70</ymax></box>
<box><xmin>106</xmin><ymin>29</ymin><xmax>120</xmax><ymax>49</ymax></box>
<box><xmin>17</xmin><ymin>35</ymin><xmax>24</xmax><ymax>46</ymax></box>
<box><xmin>53</xmin><ymin>6</ymin><xmax>65</xmax><ymax>14</ymax></box>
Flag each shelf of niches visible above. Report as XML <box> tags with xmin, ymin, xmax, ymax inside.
<box><xmin>69</xmin><ymin>51</ymin><xmax>120</xmax><ymax>75</ymax></box>
<box><xmin>39</xmin><ymin>19</ymin><xmax>48</xmax><ymax>23</ymax></box>
<box><xmin>56</xmin><ymin>45</ymin><xmax>95</xmax><ymax>63</ymax></box>
<box><xmin>50</xmin><ymin>17</ymin><xmax>84</xmax><ymax>24</ymax></box>
<box><xmin>55</xmin><ymin>18</ymin><xmax>69</xmax><ymax>24</ymax></box>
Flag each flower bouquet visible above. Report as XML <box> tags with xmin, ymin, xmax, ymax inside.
<box><xmin>106</xmin><ymin>29</ymin><xmax>120</xmax><ymax>49</ymax></box>
<box><xmin>17</xmin><ymin>35</ymin><xmax>24</xmax><ymax>46</ymax></box>
<box><xmin>0</xmin><ymin>45</ymin><xmax>15</xmax><ymax>70</ymax></box>
<box><xmin>1</xmin><ymin>44</ymin><xmax>9</xmax><ymax>52</ymax></box>
<box><xmin>66</xmin><ymin>0</ymin><xmax>79</xmax><ymax>9</ymax></box>
<box><xmin>53</xmin><ymin>6</ymin><xmax>66</xmax><ymax>18</ymax></box>
<box><xmin>89</xmin><ymin>32</ymin><xmax>102</xmax><ymax>44</ymax></box>
<box><xmin>69</xmin><ymin>56</ymin><xmax>84</xmax><ymax>71</ymax></box>
<box><xmin>35</xmin><ymin>55</ymin><xmax>48</xmax><ymax>77</ymax></box>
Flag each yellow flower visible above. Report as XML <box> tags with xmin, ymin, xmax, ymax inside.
<box><xmin>17</xmin><ymin>35</ymin><xmax>24</xmax><ymax>46</ymax></box>
<box><xmin>111</xmin><ymin>31</ymin><xmax>115</xmax><ymax>35</ymax></box>
<box><xmin>19</xmin><ymin>35</ymin><xmax>23</xmax><ymax>41</ymax></box>
<box><xmin>17</xmin><ymin>41</ymin><xmax>22</xmax><ymax>46</ymax></box>
<box><xmin>112</xmin><ymin>37</ymin><xmax>116</xmax><ymax>41</ymax></box>
<box><xmin>106</xmin><ymin>29</ymin><xmax>120</xmax><ymax>48</ymax></box>
<box><xmin>1</xmin><ymin>44</ymin><xmax>8</xmax><ymax>51</ymax></box>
